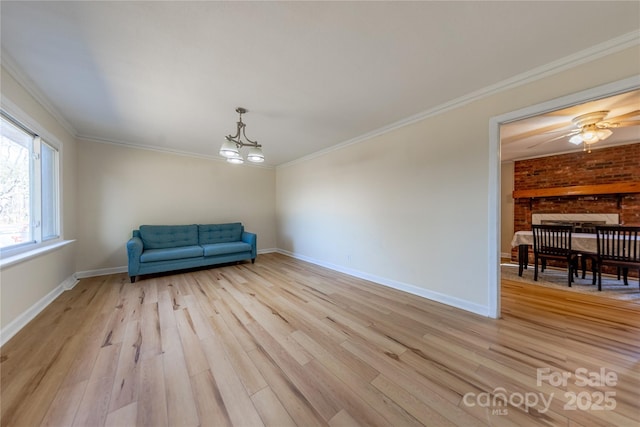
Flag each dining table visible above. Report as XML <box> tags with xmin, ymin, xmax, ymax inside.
<box><xmin>511</xmin><ymin>230</ymin><xmax>598</xmax><ymax>277</ymax></box>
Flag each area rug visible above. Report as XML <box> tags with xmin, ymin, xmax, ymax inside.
<box><xmin>501</xmin><ymin>263</ymin><xmax>640</xmax><ymax>302</ymax></box>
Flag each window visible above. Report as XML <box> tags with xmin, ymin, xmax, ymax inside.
<box><xmin>1</xmin><ymin>112</ymin><xmax>60</xmax><ymax>255</ymax></box>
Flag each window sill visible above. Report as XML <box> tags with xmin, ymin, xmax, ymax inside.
<box><xmin>0</xmin><ymin>240</ymin><xmax>76</xmax><ymax>269</ymax></box>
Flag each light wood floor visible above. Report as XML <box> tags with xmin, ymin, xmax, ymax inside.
<box><xmin>2</xmin><ymin>253</ymin><xmax>639</xmax><ymax>426</ymax></box>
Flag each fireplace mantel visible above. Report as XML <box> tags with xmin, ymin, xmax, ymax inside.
<box><xmin>512</xmin><ymin>182</ymin><xmax>640</xmax><ymax>199</ymax></box>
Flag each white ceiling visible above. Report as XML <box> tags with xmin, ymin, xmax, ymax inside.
<box><xmin>1</xmin><ymin>1</ymin><xmax>639</xmax><ymax>166</ymax></box>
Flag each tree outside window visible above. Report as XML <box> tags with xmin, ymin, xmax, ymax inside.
<box><xmin>1</xmin><ymin>114</ymin><xmax>59</xmax><ymax>252</ymax></box>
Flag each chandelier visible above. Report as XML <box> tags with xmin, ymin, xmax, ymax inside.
<box><xmin>219</xmin><ymin>107</ymin><xmax>264</xmax><ymax>164</ymax></box>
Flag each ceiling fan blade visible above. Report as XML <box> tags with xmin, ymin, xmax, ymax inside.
<box><xmin>526</xmin><ymin>131</ymin><xmax>578</xmax><ymax>149</ymax></box>
<box><xmin>608</xmin><ymin>120</ymin><xmax>640</xmax><ymax>128</ymax></box>
<box><xmin>501</xmin><ymin>121</ymin><xmax>573</xmax><ymax>145</ymax></box>
<box><xmin>605</xmin><ymin>110</ymin><xmax>640</xmax><ymax>123</ymax></box>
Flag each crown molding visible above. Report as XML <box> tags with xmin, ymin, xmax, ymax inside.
<box><xmin>277</xmin><ymin>30</ymin><xmax>640</xmax><ymax>169</ymax></box>
<box><xmin>77</xmin><ymin>134</ymin><xmax>275</xmax><ymax>169</ymax></box>
<box><xmin>1</xmin><ymin>51</ymin><xmax>79</xmax><ymax>138</ymax></box>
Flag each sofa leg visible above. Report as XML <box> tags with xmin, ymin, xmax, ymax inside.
<box><xmin>252</xmin><ymin>258</ymin><xmax>255</xmax><ymax>264</ymax></box>
<box><xmin>130</xmin><ymin>276</ymin><xmax>136</xmax><ymax>283</ymax></box>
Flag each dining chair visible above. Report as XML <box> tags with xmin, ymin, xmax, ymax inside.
<box><xmin>572</xmin><ymin>222</ymin><xmax>598</xmax><ymax>278</ymax></box>
<box><xmin>532</xmin><ymin>224</ymin><xmax>578</xmax><ymax>287</ymax></box>
<box><xmin>594</xmin><ymin>225</ymin><xmax>640</xmax><ymax>291</ymax></box>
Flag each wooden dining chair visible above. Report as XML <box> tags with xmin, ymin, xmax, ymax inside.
<box><xmin>532</xmin><ymin>224</ymin><xmax>578</xmax><ymax>287</ymax></box>
<box><xmin>594</xmin><ymin>225</ymin><xmax>640</xmax><ymax>291</ymax></box>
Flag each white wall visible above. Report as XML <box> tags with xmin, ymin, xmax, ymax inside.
<box><xmin>75</xmin><ymin>140</ymin><xmax>276</xmax><ymax>273</ymax></box>
<box><xmin>276</xmin><ymin>46</ymin><xmax>640</xmax><ymax>315</ymax></box>
<box><xmin>1</xmin><ymin>66</ymin><xmax>78</xmax><ymax>329</ymax></box>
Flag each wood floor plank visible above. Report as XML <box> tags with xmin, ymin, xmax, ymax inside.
<box><xmin>72</xmin><ymin>376</ymin><xmax>115</xmax><ymax>427</ymax></box>
<box><xmin>246</xmin><ymin>321</ymin><xmax>341</xmax><ymax>422</ymax></box>
<box><xmin>156</xmin><ymin>289</ymin><xmax>177</xmax><ymax>331</ymax></box>
<box><xmin>340</xmin><ymin>338</ymin><xmax>486</xmax><ymax>427</ymax></box>
<box><xmin>251</xmin><ymin>386</ymin><xmax>297</xmax><ymax>427</ymax></box>
<box><xmin>108</xmin><ymin>320</ymin><xmax>142</xmax><ymax>412</ymax></box>
<box><xmin>181</xmin><ymin>294</ymin><xmax>214</xmax><ymax>337</ymax></box>
<box><xmin>139</xmin><ymin>302</ymin><xmax>162</xmax><ymax>359</ymax></box>
<box><xmin>246</xmin><ymin>347</ymin><xmax>327</xmax><ymax>427</ymax></box>
<box><xmin>39</xmin><ymin>380</ymin><xmax>87</xmax><ymax>427</ymax></box>
<box><xmin>189</xmin><ymin>369</ymin><xmax>233</xmax><ymax>427</ymax></box>
<box><xmin>105</xmin><ymin>402</ymin><xmax>137</xmax><ymax>427</ymax></box>
<box><xmin>212</xmin><ymin>297</ymin><xmax>260</xmax><ymax>352</ymax></box>
<box><xmin>173</xmin><ymin>308</ymin><xmax>209</xmax><ymax>377</ymax></box>
<box><xmin>201</xmin><ymin>333</ymin><xmax>265</xmax><ymax>427</ymax></box>
<box><xmin>370</xmin><ymin>374</ymin><xmax>457</xmax><ymax>427</ymax></box>
<box><xmin>162</xmin><ymin>325</ymin><xmax>199</xmax><ymax>427</ymax></box>
<box><xmin>205</xmin><ymin>310</ymin><xmax>268</xmax><ymax>395</ymax></box>
<box><xmin>1</xmin><ymin>253</ymin><xmax>638</xmax><ymax>426</ymax></box>
<box><xmin>307</xmin><ymin>354</ymin><xmax>391</xmax><ymax>425</ymax></box>
<box><xmin>328</xmin><ymin>409</ymin><xmax>363</xmax><ymax>427</ymax></box>
<box><xmin>72</xmin><ymin>342</ymin><xmax>121</xmax><ymax>427</ymax></box>
<box><xmin>290</xmin><ymin>330</ymin><xmax>423</xmax><ymax>427</ymax></box>
<box><xmin>60</xmin><ymin>310</ymin><xmax>112</xmax><ymax>388</ymax></box>
<box><xmin>135</xmin><ymin>355</ymin><xmax>168</xmax><ymax>427</ymax></box>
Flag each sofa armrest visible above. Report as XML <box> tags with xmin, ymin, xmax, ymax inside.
<box><xmin>127</xmin><ymin>236</ymin><xmax>144</xmax><ymax>277</ymax></box>
<box><xmin>242</xmin><ymin>231</ymin><xmax>257</xmax><ymax>260</ymax></box>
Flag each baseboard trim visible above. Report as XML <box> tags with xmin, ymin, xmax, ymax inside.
<box><xmin>75</xmin><ymin>266</ymin><xmax>128</xmax><ymax>279</ymax></box>
<box><xmin>0</xmin><ymin>274</ymin><xmax>76</xmax><ymax>347</ymax></box>
<box><xmin>258</xmin><ymin>248</ymin><xmax>278</xmax><ymax>254</ymax></box>
<box><xmin>276</xmin><ymin>249</ymin><xmax>490</xmax><ymax>317</ymax></box>
<box><xmin>61</xmin><ymin>274</ymin><xmax>80</xmax><ymax>290</ymax></box>
<box><xmin>74</xmin><ymin>252</ymin><xmax>277</xmax><ymax>279</ymax></box>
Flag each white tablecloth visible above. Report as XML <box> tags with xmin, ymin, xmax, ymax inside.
<box><xmin>511</xmin><ymin>231</ymin><xmax>598</xmax><ymax>254</ymax></box>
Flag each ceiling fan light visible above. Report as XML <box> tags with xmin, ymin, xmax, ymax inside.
<box><xmin>569</xmin><ymin>134</ymin><xmax>583</xmax><ymax>145</ymax></box>
<box><xmin>581</xmin><ymin>130</ymin><xmax>598</xmax><ymax>143</ymax></box>
<box><xmin>596</xmin><ymin>128</ymin><xmax>612</xmax><ymax>141</ymax></box>
<box><xmin>219</xmin><ymin>139</ymin><xmax>239</xmax><ymax>157</ymax></box>
<box><xmin>247</xmin><ymin>146</ymin><xmax>264</xmax><ymax>163</ymax></box>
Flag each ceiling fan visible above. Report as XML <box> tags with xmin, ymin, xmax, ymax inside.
<box><xmin>541</xmin><ymin>109</ymin><xmax>640</xmax><ymax>153</ymax></box>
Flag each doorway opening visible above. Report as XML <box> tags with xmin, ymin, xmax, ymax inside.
<box><xmin>488</xmin><ymin>76</ymin><xmax>640</xmax><ymax>318</ymax></box>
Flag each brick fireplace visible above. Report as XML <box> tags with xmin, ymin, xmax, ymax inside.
<box><xmin>511</xmin><ymin>142</ymin><xmax>640</xmax><ymax>262</ymax></box>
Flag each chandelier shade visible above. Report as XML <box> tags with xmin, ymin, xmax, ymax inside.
<box><xmin>219</xmin><ymin>139</ymin><xmax>239</xmax><ymax>157</ymax></box>
<box><xmin>219</xmin><ymin>107</ymin><xmax>264</xmax><ymax>164</ymax></box>
<box><xmin>247</xmin><ymin>146</ymin><xmax>265</xmax><ymax>163</ymax></box>
<box><xmin>226</xmin><ymin>151</ymin><xmax>244</xmax><ymax>164</ymax></box>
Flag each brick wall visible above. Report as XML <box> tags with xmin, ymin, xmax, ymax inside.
<box><xmin>511</xmin><ymin>142</ymin><xmax>640</xmax><ymax>268</ymax></box>
<box><xmin>513</xmin><ymin>142</ymin><xmax>640</xmax><ymax>231</ymax></box>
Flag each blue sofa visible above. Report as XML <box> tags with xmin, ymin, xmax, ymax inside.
<box><xmin>126</xmin><ymin>222</ymin><xmax>256</xmax><ymax>283</ymax></box>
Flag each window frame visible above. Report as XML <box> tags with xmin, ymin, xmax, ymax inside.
<box><xmin>1</xmin><ymin>104</ymin><xmax>64</xmax><ymax>261</ymax></box>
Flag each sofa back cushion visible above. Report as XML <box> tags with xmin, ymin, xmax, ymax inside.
<box><xmin>199</xmin><ymin>223</ymin><xmax>243</xmax><ymax>245</ymax></box>
<box><xmin>139</xmin><ymin>224</ymin><xmax>198</xmax><ymax>249</ymax></box>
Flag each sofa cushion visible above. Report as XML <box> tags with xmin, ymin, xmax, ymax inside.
<box><xmin>139</xmin><ymin>225</ymin><xmax>198</xmax><ymax>249</ymax></box>
<box><xmin>140</xmin><ymin>245</ymin><xmax>204</xmax><ymax>263</ymax></box>
<box><xmin>199</xmin><ymin>223</ymin><xmax>243</xmax><ymax>245</ymax></box>
<box><xmin>202</xmin><ymin>241</ymin><xmax>252</xmax><ymax>257</ymax></box>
